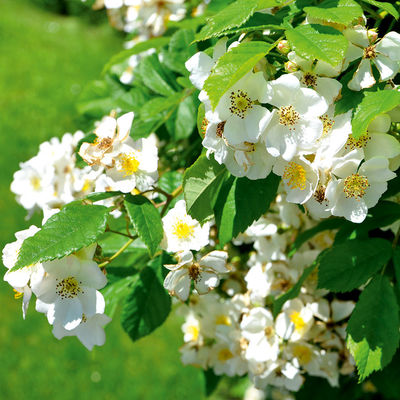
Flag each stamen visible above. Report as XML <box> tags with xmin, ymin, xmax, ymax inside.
<box><xmin>120</xmin><ymin>153</ymin><xmax>140</xmax><ymax>176</ymax></box>
<box><xmin>283</xmin><ymin>162</ymin><xmax>307</xmax><ymax>190</ymax></box>
<box><xmin>201</xmin><ymin>118</ymin><xmax>208</xmax><ymax>137</ymax></box>
<box><xmin>278</xmin><ymin>105</ymin><xmax>300</xmax><ymax>128</ymax></box>
<box><xmin>56</xmin><ymin>277</ymin><xmax>83</xmax><ymax>299</ymax></box>
<box><xmin>188</xmin><ymin>263</ymin><xmax>201</xmax><ymax>282</ymax></box>
<box><xmin>343</xmin><ymin>173</ymin><xmax>369</xmax><ymax>199</ymax></box>
<box><xmin>31</xmin><ymin>176</ymin><xmax>41</xmax><ymax>191</ymax></box>
<box><xmin>216</xmin><ymin>121</ymin><xmax>226</xmax><ymax>138</ymax></box>
<box><xmin>229</xmin><ymin>90</ymin><xmax>253</xmax><ymax>119</ymax></box>
<box><xmin>345</xmin><ymin>133</ymin><xmax>371</xmax><ymax>150</ymax></box>
<box><xmin>293</xmin><ymin>344</ymin><xmax>312</xmax><ymax>365</ymax></box>
<box><xmin>217</xmin><ymin>348</ymin><xmax>234</xmax><ymax>362</ymax></box>
<box><xmin>290</xmin><ymin>311</ymin><xmax>306</xmax><ymax>332</ymax></box>
<box><xmin>363</xmin><ymin>45</ymin><xmax>377</xmax><ymax>59</ymax></box>
<box><xmin>314</xmin><ymin>185</ymin><xmax>326</xmax><ymax>204</ymax></box>
<box><xmin>172</xmin><ymin>220</ymin><xmax>195</xmax><ymax>239</ymax></box>
<box><xmin>319</xmin><ymin>115</ymin><xmax>335</xmax><ymax>137</ymax></box>
<box><xmin>302</xmin><ymin>72</ymin><xmax>318</xmax><ymax>88</ymax></box>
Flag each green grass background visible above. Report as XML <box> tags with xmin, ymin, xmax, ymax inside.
<box><xmin>0</xmin><ymin>1</ymin><xmax>228</xmax><ymax>398</ymax></box>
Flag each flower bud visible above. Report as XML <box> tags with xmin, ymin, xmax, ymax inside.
<box><xmin>367</xmin><ymin>28</ymin><xmax>378</xmax><ymax>43</ymax></box>
<box><xmin>285</xmin><ymin>60</ymin><xmax>299</xmax><ymax>73</ymax></box>
<box><xmin>277</xmin><ymin>40</ymin><xmax>290</xmax><ymax>54</ymax></box>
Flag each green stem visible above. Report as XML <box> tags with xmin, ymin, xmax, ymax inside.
<box><xmin>98</xmin><ymin>236</ymin><xmax>137</xmax><ymax>268</ymax></box>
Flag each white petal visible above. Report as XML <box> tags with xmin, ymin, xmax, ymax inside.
<box><xmin>116</xmin><ymin>112</ymin><xmax>134</xmax><ymax>142</ymax></box>
<box><xmin>376</xmin><ymin>32</ymin><xmax>400</xmax><ymax>61</ymax></box>
<box><xmin>195</xmin><ymin>271</ymin><xmax>219</xmax><ymax>294</ymax></box>
<box><xmin>374</xmin><ymin>54</ymin><xmax>399</xmax><ymax>81</ymax></box>
<box><xmin>185</xmin><ymin>52</ymin><xmax>214</xmax><ymax>90</ymax></box>
<box><xmin>54</xmin><ymin>298</ymin><xmax>83</xmax><ymax>330</ymax></box>
<box><xmin>199</xmin><ymin>251</ymin><xmax>228</xmax><ymax>273</ymax></box>
<box><xmin>348</xmin><ymin>59</ymin><xmax>376</xmax><ymax>91</ymax></box>
<box><xmin>331</xmin><ymin>300</ymin><xmax>355</xmax><ymax>322</ymax></box>
<box><xmin>364</xmin><ymin>133</ymin><xmax>400</xmax><ymax>160</ymax></box>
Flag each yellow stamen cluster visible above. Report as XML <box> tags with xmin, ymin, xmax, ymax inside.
<box><xmin>229</xmin><ymin>90</ymin><xmax>253</xmax><ymax>119</ymax></box>
<box><xmin>201</xmin><ymin>118</ymin><xmax>209</xmax><ymax>137</ymax></box>
<box><xmin>302</xmin><ymin>72</ymin><xmax>318</xmax><ymax>88</ymax></box>
<box><xmin>217</xmin><ymin>348</ymin><xmax>234</xmax><ymax>362</ymax></box>
<box><xmin>120</xmin><ymin>153</ymin><xmax>140</xmax><ymax>176</ymax></box>
<box><xmin>13</xmin><ymin>289</ymin><xmax>24</xmax><ymax>299</ymax></box>
<box><xmin>278</xmin><ymin>105</ymin><xmax>300</xmax><ymax>128</ymax></box>
<box><xmin>319</xmin><ymin>115</ymin><xmax>335</xmax><ymax>137</ymax></box>
<box><xmin>264</xmin><ymin>326</ymin><xmax>275</xmax><ymax>338</ymax></box>
<box><xmin>172</xmin><ymin>220</ymin><xmax>195</xmax><ymax>239</ymax></box>
<box><xmin>345</xmin><ymin>133</ymin><xmax>371</xmax><ymax>150</ymax></box>
<box><xmin>343</xmin><ymin>173</ymin><xmax>369</xmax><ymax>199</ymax></box>
<box><xmin>363</xmin><ymin>45</ymin><xmax>377</xmax><ymax>59</ymax></box>
<box><xmin>216</xmin><ymin>315</ymin><xmax>231</xmax><ymax>326</ymax></box>
<box><xmin>186</xmin><ymin>325</ymin><xmax>199</xmax><ymax>341</ymax></box>
<box><xmin>290</xmin><ymin>311</ymin><xmax>306</xmax><ymax>332</ymax></box>
<box><xmin>31</xmin><ymin>176</ymin><xmax>41</xmax><ymax>191</ymax></box>
<box><xmin>283</xmin><ymin>162</ymin><xmax>307</xmax><ymax>190</ymax></box>
<box><xmin>56</xmin><ymin>277</ymin><xmax>83</xmax><ymax>299</ymax></box>
<box><xmin>293</xmin><ymin>344</ymin><xmax>312</xmax><ymax>365</ymax></box>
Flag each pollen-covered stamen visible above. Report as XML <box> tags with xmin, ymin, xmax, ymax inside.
<box><xmin>319</xmin><ymin>115</ymin><xmax>335</xmax><ymax>137</ymax></box>
<box><xmin>229</xmin><ymin>90</ymin><xmax>253</xmax><ymax>119</ymax></box>
<box><xmin>81</xmin><ymin>313</ymin><xmax>88</xmax><ymax>323</ymax></box>
<box><xmin>364</xmin><ymin>45</ymin><xmax>377</xmax><ymax>59</ymax></box>
<box><xmin>302</xmin><ymin>72</ymin><xmax>318</xmax><ymax>89</ymax></box>
<box><xmin>290</xmin><ymin>311</ymin><xmax>306</xmax><ymax>332</ymax></box>
<box><xmin>30</xmin><ymin>176</ymin><xmax>41</xmax><ymax>191</ymax></box>
<box><xmin>343</xmin><ymin>173</ymin><xmax>369</xmax><ymax>199</ymax></box>
<box><xmin>56</xmin><ymin>276</ymin><xmax>83</xmax><ymax>299</ymax></box>
<box><xmin>283</xmin><ymin>162</ymin><xmax>307</xmax><ymax>190</ymax></box>
<box><xmin>278</xmin><ymin>105</ymin><xmax>300</xmax><ymax>128</ymax></box>
<box><xmin>120</xmin><ymin>153</ymin><xmax>140</xmax><ymax>176</ymax></box>
<box><xmin>201</xmin><ymin>118</ymin><xmax>209</xmax><ymax>137</ymax></box>
<box><xmin>314</xmin><ymin>185</ymin><xmax>326</xmax><ymax>204</ymax></box>
<box><xmin>95</xmin><ymin>137</ymin><xmax>113</xmax><ymax>151</ymax></box>
<box><xmin>216</xmin><ymin>121</ymin><xmax>226</xmax><ymax>138</ymax></box>
<box><xmin>293</xmin><ymin>344</ymin><xmax>312</xmax><ymax>365</ymax></box>
<box><xmin>188</xmin><ymin>263</ymin><xmax>201</xmax><ymax>282</ymax></box>
<box><xmin>345</xmin><ymin>133</ymin><xmax>371</xmax><ymax>150</ymax></box>
<box><xmin>264</xmin><ymin>326</ymin><xmax>275</xmax><ymax>338</ymax></box>
<box><xmin>172</xmin><ymin>220</ymin><xmax>195</xmax><ymax>239</ymax></box>
<box><xmin>217</xmin><ymin>348</ymin><xmax>234</xmax><ymax>362</ymax></box>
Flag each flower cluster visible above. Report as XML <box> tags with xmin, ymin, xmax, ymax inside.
<box><xmin>178</xmin><ymin>195</ymin><xmax>355</xmax><ymax>393</ymax></box>
<box><xmin>3</xmin><ymin>227</ymin><xmax>110</xmax><ymax>350</ymax></box>
<box><xmin>188</xmin><ymin>31</ymin><xmax>400</xmax><ymax>223</ymax></box>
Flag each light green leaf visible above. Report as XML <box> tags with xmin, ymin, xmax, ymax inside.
<box><xmin>85</xmin><ymin>191</ymin><xmax>122</xmax><ymax>202</ymax></box>
<box><xmin>183</xmin><ymin>155</ymin><xmax>229</xmax><ymax>223</ymax></box>
<box><xmin>304</xmin><ymin>0</ymin><xmax>364</xmax><ymax>27</ymax></box>
<box><xmin>195</xmin><ymin>0</ymin><xmax>259</xmax><ymax>42</ymax></box>
<box><xmin>317</xmin><ymin>238</ymin><xmax>392</xmax><ymax>292</ymax></box>
<box><xmin>124</xmin><ymin>195</ymin><xmax>163</xmax><ymax>257</ymax></box>
<box><xmin>360</xmin><ymin>0</ymin><xmax>399</xmax><ymax>19</ymax></box>
<box><xmin>204</xmin><ymin>41</ymin><xmax>275</xmax><ymax>110</ymax></box>
<box><xmin>167</xmin><ymin>93</ymin><xmax>198</xmax><ymax>140</ymax></box>
<box><xmin>352</xmin><ymin>90</ymin><xmax>400</xmax><ymax>139</ymax></box>
<box><xmin>347</xmin><ymin>276</ymin><xmax>400</xmax><ymax>381</ymax></box>
<box><xmin>285</xmin><ymin>24</ymin><xmax>348</xmax><ymax>66</ymax></box>
<box><xmin>139</xmin><ymin>54</ymin><xmax>177</xmax><ymax>96</ymax></box>
<box><xmin>214</xmin><ymin>173</ymin><xmax>280</xmax><ymax>245</ymax></box>
<box><xmin>158</xmin><ymin>171</ymin><xmax>183</xmax><ymax>196</ymax></box>
<box><xmin>121</xmin><ymin>255</ymin><xmax>171</xmax><ymax>342</ymax></box>
<box><xmin>13</xmin><ymin>203</ymin><xmax>109</xmax><ymax>270</ymax></box>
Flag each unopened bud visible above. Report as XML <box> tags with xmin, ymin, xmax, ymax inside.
<box><xmin>285</xmin><ymin>60</ymin><xmax>299</xmax><ymax>73</ymax></box>
<box><xmin>367</xmin><ymin>29</ymin><xmax>378</xmax><ymax>43</ymax></box>
<box><xmin>277</xmin><ymin>40</ymin><xmax>290</xmax><ymax>54</ymax></box>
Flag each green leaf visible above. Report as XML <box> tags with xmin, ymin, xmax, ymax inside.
<box><xmin>393</xmin><ymin>247</ymin><xmax>400</xmax><ymax>292</ymax></box>
<box><xmin>102</xmin><ymin>275</ymin><xmax>138</xmax><ymax>318</ymax></box>
<box><xmin>347</xmin><ymin>276</ymin><xmax>400</xmax><ymax>381</ymax></box>
<box><xmin>13</xmin><ymin>203</ymin><xmax>109</xmax><ymax>270</ymax></box>
<box><xmin>158</xmin><ymin>171</ymin><xmax>183</xmax><ymax>196</ymax></box>
<box><xmin>285</xmin><ymin>24</ymin><xmax>348</xmax><ymax>66</ymax></box>
<box><xmin>352</xmin><ymin>90</ymin><xmax>400</xmax><ymax>139</ymax></box>
<box><xmin>162</xmin><ymin>29</ymin><xmax>197</xmax><ymax>75</ymax></box>
<box><xmin>289</xmin><ymin>218</ymin><xmax>344</xmax><ymax>257</ymax></box>
<box><xmin>124</xmin><ymin>195</ymin><xmax>163</xmax><ymax>257</ymax></box>
<box><xmin>372</xmin><ymin>351</ymin><xmax>400</xmax><ymax>399</ymax></box>
<box><xmin>85</xmin><ymin>191</ymin><xmax>121</xmax><ymax>202</ymax></box>
<box><xmin>203</xmin><ymin>369</ymin><xmax>222</xmax><ymax>397</ymax></box>
<box><xmin>194</xmin><ymin>0</ymin><xmax>260</xmax><ymax>42</ymax></box>
<box><xmin>360</xmin><ymin>0</ymin><xmax>399</xmax><ymax>19</ymax></box>
<box><xmin>317</xmin><ymin>238</ymin><xmax>392</xmax><ymax>292</ymax></box>
<box><xmin>214</xmin><ymin>173</ymin><xmax>280</xmax><ymax>245</ymax></box>
<box><xmin>168</xmin><ymin>93</ymin><xmax>198</xmax><ymax>140</ymax></box>
<box><xmin>204</xmin><ymin>41</ymin><xmax>275</xmax><ymax>110</ymax></box>
<box><xmin>183</xmin><ymin>155</ymin><xmax>229</xmax><ymax>223</ymax></box>
<box><xmin>121</xmin><ymin>255</ymin><xmax>171</xmax><ymax>342</ymax></box>
<box><xmin>197</xmin><ymin>103</ymin><xmax>206</xmax><ymax>138</ymax></box>
<box><xmin>273</xmin><ymin>262</ymin><xmax>318</xmax><ymax>317</ymax></box>
<box><xmin>102</xmin><ymin>37</ymin><xmax>170</xmax><ymax>74</ymax></box>
<box><xmin>139</xmin><ymin>54</ymin><xmax>177</xmax><ymax>96</ymax></box>
<box><xmin>304</xmin><ymin>0</ymin><xmax>364</xmax><ymax>27</ymax></box>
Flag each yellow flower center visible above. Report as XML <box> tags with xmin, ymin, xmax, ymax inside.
<box><xmin>283</xmin><ymin>162</ymin><xmax>307</xmax><ymax>190</ymax></box>
<box><xmin>82</xmin><ymin>179</ymin><xmax>91</xmax><ymax>193</ymax></box>
<box><xmin>217</xmin><ymin>348</ymin><xmax>234</xmax><ymax>362</ymax></box>
<box><xmin>363</xmin><ymin>45</ymin><xmax>377</xmax><ymax>59</ymax></box>
<box><xmin>188</xmin><ymin>263</ymin><xmax>201</xmax><ymax>282</ymax></box>
<box><xmin>343</xmin><ymin>173</ymin><xmax>369</xmax><ymax>199</ymax></box>
<box><xmin>319</xmin><ymin>114</ymin><xmax>335</xmax><ymax>137</ymax></box>
<box><xmin>186</xmin><ymin>325</ymin><xmax>199</xmax><ymax>341</ymax></box>
<box><xmin>216</xmin><ymin>315</ymin><xmax>231</xmax><ymax>326</ymax></box>
<box><xmin>13</xmin><ymin>289</ymin><xmax>24</xmax><ymax>299</ymax></box>
<box><xmin>56</xmin><ymin>276</ymin><xmax>82</xmax><ymax>299</ymax></box>
<box><xmin>229</xmin><ymin>90</ymin><xmax>253</xmax><ymax>119</ymax></box>
<box><xmin>278</xmin><ymin>105</ymin><xmax>300</xmax><ymax>128</ymax></box>
<box><xmin>345</xmin><ymin>133</ymin><xmax>371</xmax><ymax>150</ymax></box>
<box><xmin>120</xmin><ymin>153</ymin><xmax>140</xmax><ymax>176</ymax></box>
<box><xmin>172</xmin><ymin>220</ymin><xmax>195</xmax><ymax>239</ymax></box>
<box><xmin>302</xmin><ymin>72</ymin><xmax>318</xmax><ymax>89</ymax></box>
<box><xmin>290</xmin><ymin>311</ymin><xmax>306</xmax><ymax>332</ymax></box>
<box><xmin>31</xmin><ymin>176</ymin><xmax>41</xmax><ymax>191</ymax></box>
<box><xmin>264</xmin><ymin>326</ymin><xmax>275</xmax><ymax>338</ymax></box>
<box><xmin>293</xmin><ymin>344</ymin><xmax>312</xmax><ymax>365</ymax></box>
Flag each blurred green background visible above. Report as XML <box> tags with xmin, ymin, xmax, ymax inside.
<box><xmin>0</xmin><ymin>1</ymin><xmax>225</xmax><ymax>398</ymax></box>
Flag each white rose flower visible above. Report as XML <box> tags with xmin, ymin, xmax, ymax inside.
<box><xmin>163</xmin><ymin>250</ymin><xmax>229</xmax><ymax>301</ymax></box>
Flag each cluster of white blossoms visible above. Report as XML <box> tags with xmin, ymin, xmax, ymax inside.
<box><xmin>187</xmin><ymin>30</ymin><xmax>400</xmax><ymax>223</ymax></box>
<box><xmin>178</xmin><ymin>195</ymin><xmax>355</xmax><ymax>393</ymax></box>
<box><xmin>3</xmin><ymin>227</ymin><xmax>111</xmax><ymax>350</ymax></box>
<box><xmin>11</xmin><ymin>111</ymin><xmax>159</xmax><ymax>218</ymax></box>
<box><xmin>11</xmin><ymin>131</ymin><xmax>101</xmax><ymax>216</ymax></box>
<box><xmin>94</xmin><ymin>0</ymin><xmax>186</xmax><ymax>36</ymax></box>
